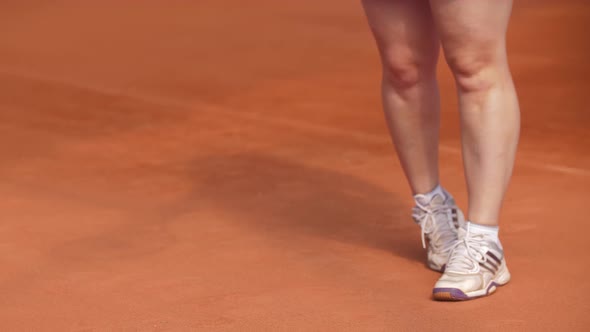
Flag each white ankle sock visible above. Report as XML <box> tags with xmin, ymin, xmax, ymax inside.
<box><xmin>467</xmin><ymin>222</ymin><xmax>500</xmax><ymax>244</ymax></box>
<box><xmin>414</xmin><ymin>184</ymin><xmax>446</xmax><ymax>203</ymax></box>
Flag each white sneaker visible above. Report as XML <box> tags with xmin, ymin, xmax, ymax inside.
<box><xmin>432</xmin><ymin>223</ymin><xmax>511</xmax><ymax>301</ymax></box>
<box><xmin>412</xmin><ymin>190</ymin><xmax>465</xmax><ymax>272</ymax></box>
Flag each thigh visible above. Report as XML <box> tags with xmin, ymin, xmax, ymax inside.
<box><xmin>362</xmin><ymin>0</ymin><xmax>439</xmax><ymax>67</ymax></box>
<box><xmin>428</xmin><ymin>0</ymin><xmax>513</xmax><ymax>61</ymax></box>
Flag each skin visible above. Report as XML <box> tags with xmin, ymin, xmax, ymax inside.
<box><xmin>362</xmin><ymin>0</ymin><xmax>520</xmax><ymax>226</ymax></box>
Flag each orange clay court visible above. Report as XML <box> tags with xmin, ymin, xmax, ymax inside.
<box><xmin>1</xmin><ymin>1</ymin><xmax>589</xmax><ymax>331</ymax></box>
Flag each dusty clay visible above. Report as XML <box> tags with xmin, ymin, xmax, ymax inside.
<box><xmin>0</xmin><ymin>1</ymin><xmax>589</xmax><ymax>330</ymax></box>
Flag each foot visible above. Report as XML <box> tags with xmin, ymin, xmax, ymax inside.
<box><xmin>412</xmin><ymin>189</ymin><xmax>465</xmax><ymax>272</ymax></box>
<box><xmin>432</xmin><ymin>223</ymin><xmax>511</xmax><ymax>301</ymax></box>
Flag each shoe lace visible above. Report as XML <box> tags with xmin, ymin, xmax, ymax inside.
<box><xmin>412</xmin><ymin>204</ymin><xmax>455</xmax><ymax>251</ymax></box>
<box><xmin>447</xmin><ymin>228</ymin><xmax>488</xmax><ymax>271</ymax></box>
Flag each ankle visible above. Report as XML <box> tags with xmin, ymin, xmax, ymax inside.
<box><xmin>414</xmin><ymin>184</ymin><xmax>447</xmax><ymax>203</ymax></box>
<box><xmin>466</xmin><ymin>221</ymin><xmax>501</xmax><ymax>246</ymax></box>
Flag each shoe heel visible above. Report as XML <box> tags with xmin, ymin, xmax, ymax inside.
<box><xmin>495</xmin><ymin>261</ymin><xmax>511</xmax><ymax>285</ymax></box>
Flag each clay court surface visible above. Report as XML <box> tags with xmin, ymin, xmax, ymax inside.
<box><xmin>1</xmin><ymin>1</ymin><xmax>589</xmax><ymax>330</ymax></box>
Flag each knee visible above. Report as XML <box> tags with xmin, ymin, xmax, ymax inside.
<box><xmin>446</xmin><ymin>50</ymin><xmax>508</xmax><ymax>92</ymax></box>
<box><xmin>381</xmin><ymin>55</ymin><xmax>436</xmax><ymax>90</ymax></box>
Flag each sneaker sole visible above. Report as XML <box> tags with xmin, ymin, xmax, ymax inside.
<box><xmin>432</xmin><ymin>262</ymin><xmax>511</xmax><ymax>301</ymax></box>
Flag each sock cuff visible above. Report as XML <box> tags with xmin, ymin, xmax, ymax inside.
<box><xmin>414</xmin><ymin>184</ymin><xmax>445</xmax><ymax>201</ymax></box>
<box><xmin>467</xmin><ymin>222</ymin><xmax>499</xmax><ymax>236</ymax></box>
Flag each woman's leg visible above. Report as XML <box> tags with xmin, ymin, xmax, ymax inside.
<box><xmin>429</xmin><ymin>0</ymin><xmax>519</xmax><ymax>300</ymax></box>
<box><xmin>430</xmin><ymin>0</ymin><xmax>520</xmax><ymax>226</ymax></box>
<box><xmin>362</xmin><ymin>0</ymin><xmax>441</xmax><ymax>195</ymax></box>
<box><xmin>362</xmin><ymin>0</ymin><xmax>465</xmax><ymax>272</ymax></box>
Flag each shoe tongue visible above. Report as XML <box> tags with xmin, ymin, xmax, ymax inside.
<box><xmin>457</xmin><ymin>227</ymin><xmax>468</xmax><ymax>239</ymax></box>
<box><xmin>446</xmin><ymin>229</ymin><xmax>485</xmax><ymax>272</ymax></box>
<box><xmin>447</xmin><ymin>241</ymin><xmax>475</xmax><ymax>272</ymax></box>
<box><xmin>457</xmin><ymin>227</ymin><xmax>487</xmax><ymax>248</ymax></box>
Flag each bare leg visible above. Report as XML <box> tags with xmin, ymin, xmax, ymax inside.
<box><xmin>362</xmin><ymin>0</ymin><xmax>441</xmax><ymax>195</ymax></box>
<box><xmin>429</xmin><ymin>0</ymin><xmax>520</xmax><ymax>226</ymax></box>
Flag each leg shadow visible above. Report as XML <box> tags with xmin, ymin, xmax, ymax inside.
<box><xmin>188</xmin><ymin>153</ymin><xmax>423</xmax><ymax>264</ymax></box>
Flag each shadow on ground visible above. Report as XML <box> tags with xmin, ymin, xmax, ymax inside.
<box><xmin>190</xmin><ymin>153</ymin><xmax>423</xmax><ymax>264</ymax></box>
